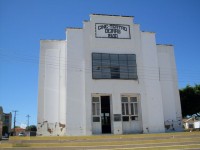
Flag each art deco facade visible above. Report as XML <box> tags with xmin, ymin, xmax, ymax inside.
<box><xmin>37</xmin><ymin>14</ymin><xmax>182</xmax><ymax>136</ymax></box>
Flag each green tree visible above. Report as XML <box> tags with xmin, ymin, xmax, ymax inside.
<box><xmin>26</xmin><ymin>125</ymin><xmax>37</xmax><ymax>131</ymax></box>
<box><xmin>180</xmin><ymin>84</ymin><xmax>200</xmax><ymax>117</ymax></box>
<box><xmin>2</xmin><ymin>126</ymin><xmax>8</xmax><ymax>135</ymax></box>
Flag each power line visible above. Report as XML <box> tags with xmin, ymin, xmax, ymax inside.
<box><xmin>0</xmin><ymin>50</ymin><xmax>199</xmax><ymax>84</ymax></box>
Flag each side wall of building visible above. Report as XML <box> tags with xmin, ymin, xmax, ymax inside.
<box><xmin>157</xmin><ymin>45</ymin><xmax>182</xmax><ymax>131</ymax></box>
<box><xmin>37</xmin><ymin>40</ymin><xmax>66</xmax><ymax>136</ymax></box>
<box><xmin>140</xmin><ymin>32</ymin><xmax>165</xmax><ymax>133</ymax></box>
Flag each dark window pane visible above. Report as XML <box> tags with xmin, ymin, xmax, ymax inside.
<box><xmin>130</xmin><ymin>97</ymin><xmax>137</xmax><ymax>102</ymax></box>
<box><xmin>131</xmin><ymin>116</ymin><xmax>138</xmax><ymax>121</ymax></box>
<box><xmin>111</xmin><ymin>60</ymin><xmax>119</xmax><ymax>66</ymax></box>
<box><xmin>121</xmin><ymin>97</ymin><xmax>128</xmax><ymax>102</ymax></box>
<box><xmin>111</xmin><ymin>67</ymin><xmax>120</xmax><ymax>73</ymax></box>
<box><xmin>128</xmin><ymin>66</ymin><xmax>135</xmax><ymax>73</ymax></box>
<box><xmin>111</xmin><ymin>67</ymin><xmax>120</xmax><ymax>79</ymax></box>
<box><xmin>119</xmin><ymin>61</ymin><xmax>127</xmax><ymax>66</ymax></box>
<box><xmin>130</xmin><ymin>103</ymin><xmax>134</xmax><ymax>115</ymax></box>
<box><xmin>92</xmin><ymin>103</ymin><xmax>95</xmax><ymax>115</ymax></box>
<box><xmin>102</xmin><ymin>59</ymin><xmax>110</xmax><ymax>66</ymax></box>
<box><xmin>93</xmin><ymin>66</ymin><xmax>101</xmax><ymax>72</ymax></box>
<box><xmin>123</xmin><ymin>116</ymin><xmax>129</xmax><ymax>121</ymax></box>
<box><xmin>102</xmin><ymin>53</ymin><xmax>109</xmax><ymax>60</ymax></box>
<box><xmin>128</xmin><ymin>66</ymin><xmax>135</xmax><ymax>72</ymax></box>
<box><xmin>93</xmin><ymin>59</ymin><xmax>101</xmax><ymax>66</ymax></box>
<box><xmin>111</xmin><ymin>74</ymin><xmax>120</xmax><ymax>79</ymax></box>
<box><xmin>102</xmin><ymin>67</ymin><xmax>110</xmax><ymax>73</ymax></box>
<box><xmin>102</xmin><ymin>72</ymin><xmax>111</xmax><ymax>78</ymax></box>
<box><xmin>122</xmin><ymin>104</ymin><xmax>125</xmax><ymax>115</ymax></box>
<box><xmin>110</xmin><ymin>54</ymin><xmax>118</xmax><ymax>61</ymax></box>
<box><xmin>128</xmin><ymin>61</ymin><xmax>135</xmax><ymax>66</ymax></box>
<box><xmin>129</xmin><ymin>73</ymin><xmax>137</xmax><ymax>79</ymax></box>
<box><xmin>92</xmin><ymin>97</ymin><xmax>99</xmax><ymax>102</ymax></box>
<box><xmin>92</xmin><ymin>53</ymin><xmax>137</xmax><ymax>80</ymax></box>
<box><xmin>125</xmin><ymin>103</ymin><xmax>129</xmax><ymax>115</ymax></box>
<box><xmin>93</xmin><ymin>53</ymin><xmax>101</xmax><ymax>60</ymax></box>
<box><xmin>120</xmin><ymin>73</ymin><xmax>128</xmax><ymax>79</ymax></box>
<box><xmin>128</xmin><ymin>54</ymin><xmax>136</xmax><ymax>61</ymax></box>
<box><xmin>114</xmin><ymin>114</ymin><xmax>121</xmax><ymax>121</ymax></box>
<box><xmin>93</xmin><ymin>72</ymin><xmax>102</xmax><ymax>79</ymax></box>
<box><xmin>119</xmin><ymin>54</ymin><xmax>127</xmax><ymax>61</ymax></box>
<box><xmin>120</xmin><ymin>66</ymin><xmax>128</xmax><ymax>73</ymax></box>
<box><xmin>93</xmin><ymin>117</ymin><xmax>100</xmax><ymax>122</ymax></box>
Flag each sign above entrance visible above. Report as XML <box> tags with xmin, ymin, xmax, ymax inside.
<box><xmin>95</xmin><ymin>23</ymin><xmax>131</xmax><ymax>39</ymax></box>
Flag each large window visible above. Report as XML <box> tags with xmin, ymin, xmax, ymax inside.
<box><xmin>121</xmin><ymin>96</ymin><xmax>138</xmax><ymax>121</ymax></box>
<box><xmin>92</xmin><ymin>53</ymin><xmax>137</xmax><ymax>79</ymax></box>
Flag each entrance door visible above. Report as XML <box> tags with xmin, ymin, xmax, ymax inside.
<box><xmin>101</xmin><ymin>96</ymin><xmax>111</xmax><ymax>133</ymax></box>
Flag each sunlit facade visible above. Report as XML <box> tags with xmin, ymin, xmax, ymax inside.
<box><xmin>37</xmin><ymin>14</ymin><xmax>182</xmax><ymax>136</ymax></box>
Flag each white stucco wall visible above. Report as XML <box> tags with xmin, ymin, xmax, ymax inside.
<box><xmin>65</xmin><ymin>28</ymin><xmax>86</xmax><ymax>136</ymax></box>
<box><xmin>37</xmin><ymin>40</ymin><xmax>66</xmax><ymax>136</ymax></box>
<box><xmin>140</xmin><ymin>32</ymin><xmax>165</xmax><ymax>133</ymax></box>
<box><xmin>157</xmin><ymin>45</ymin><xmax>182</xmax><ymax>131</ymax></box>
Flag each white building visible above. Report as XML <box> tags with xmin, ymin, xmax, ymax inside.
<box><xmin>37</xmin><ymin>14</ymin><xmax>182</xmax><ymax>136</ymax></box>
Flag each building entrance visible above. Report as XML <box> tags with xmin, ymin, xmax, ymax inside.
<box><xmin>101</xmin><ymin>96</ymin><xmax>111</xmax><ymax>133</ymax></box>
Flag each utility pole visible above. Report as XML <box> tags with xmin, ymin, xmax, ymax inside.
<box><xmin>26</xmin><ymin>115</ymin><xmax>30</xmax><ymax>129</ymax></box>
<box><xmin>12</xmin><ymin>110</ymin><xmax>18</xmax><ymax>136</ymax></box>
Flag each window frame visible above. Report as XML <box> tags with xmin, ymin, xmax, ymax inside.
<box><xmin>92</xmin><ymin>53</ymin><xmax>137</xmax><ymax>80</ymax></box>
<box><xmin>121</xmin><ymin>96</ymin><xmax>139</xmax><ymax>121</ymax></box>
<box><xmin>92</xmin><ymin>97</ymin><xmax>101</xmax><ymax>122</ymax></box>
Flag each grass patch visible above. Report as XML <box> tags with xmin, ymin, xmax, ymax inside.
<box><xmin>7</xmin><ymin>138</ymin><xmax>200</xmax><ymax>148</ymax></box>
<box><xmin>3</xmin><ymin>132</ymin><xmax>200</xmax><ymax>149</ymax></box>
<box><xmin>129</xmin><ymin>144</ymin><xmax>200</xmax><ymax>150</ymax></box>
<box><xmin>9</xmin><ymin>131</ymin><xmax>200</xmax><ymax>141</ymax></box>
<box><xmin>12</xmin><ymin>143</ymin><xmax>30</xmax><ymax>147</ymax></box>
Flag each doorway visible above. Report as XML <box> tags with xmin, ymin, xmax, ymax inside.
<box><xmin>101</xmin><ymin>96</ymin><xmax>111</xmax><ymax>133</ymax></box>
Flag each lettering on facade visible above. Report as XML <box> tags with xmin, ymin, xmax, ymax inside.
<box><xmin>95</xmin><ymin>23</ymin><xmax>131</xmax><ymax>39</ymax></box>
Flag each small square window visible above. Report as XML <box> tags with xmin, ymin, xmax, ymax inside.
<box><xmin>114</xmin><ymin>114</ymin><xmax>121</xmax><ymax>121</ymax></box>
<box><xmin>121</xmin><ymin>97</ymin><xmax>128</xmax><ymax>102</ymax></box>
<box><xmin>92</xmin><ymin>97</ymin><xmax>99</xmax><ymax>102</ymax></box>
<box><xmin>131</xmin><ymin>116</ymin><xmax>138</xmax><ymax>121</ymax></box>
<box><xmin>93</xmin><ymin>117</ymin><xmax>100</xmax><ymax>122</ymax></box>
<box><xmin>122</xmin><ymin>116</ymin><xmax>129</xmax><ymax>121</ymax></box>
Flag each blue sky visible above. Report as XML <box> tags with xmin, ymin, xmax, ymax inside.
<box><xmin>0</xmin><ymin>0</ymin><xmax>200</xmax><ymax>127</ymax></box>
